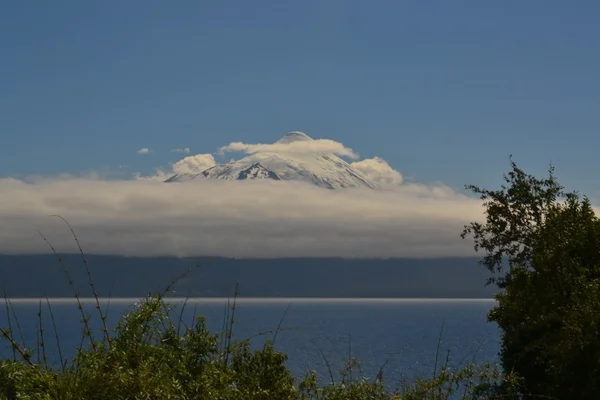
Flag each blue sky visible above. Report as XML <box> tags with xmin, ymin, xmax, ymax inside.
<box><xmin>2</xmin><ymin>1</ymin><xmax>599</xmax><ymax>198</ymax></box>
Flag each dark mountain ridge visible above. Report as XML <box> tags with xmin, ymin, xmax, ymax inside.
<box><xmin>0</xmin><ymin>255</ymin><xmax>496</xmax><ymax>298</ymax></box>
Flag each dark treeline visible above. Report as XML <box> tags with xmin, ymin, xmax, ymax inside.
<box><xmin>0</xmin><ymin>255</ymin><xmax>495</xmax><ymax>298</ymax></box>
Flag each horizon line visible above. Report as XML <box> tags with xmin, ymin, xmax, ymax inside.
<box><xmin>0</xmin><ymin>297</ymin><xmax>495</xmax><ymax>303</ymax></box>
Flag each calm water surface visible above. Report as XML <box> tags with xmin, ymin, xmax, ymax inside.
<box><xmin>0</xmin><ymin>298</ymin><xmax>499</xmax><ymax>387</ymax></box>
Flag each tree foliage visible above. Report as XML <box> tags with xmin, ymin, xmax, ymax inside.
<box><xmin>462</xmin><ymin>159</ymin><xmax>600</xmax><ymax>399</ymax></box>
<box><xmin>0</xmin><ymin>209</ymin><xmax>536</xmax><ymax>399</ymax></box>
<box><xmin>0</xmin><ymin>294</ymin><xmax>524</xmax><ymax>399</ymax></box>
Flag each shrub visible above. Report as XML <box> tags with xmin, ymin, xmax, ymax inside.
<box><xmin>0</xmin><ymin>216</ymin><xmax>527</xmax><ymax>399</ymax></box>
<box><xmin>462</xmin><ymin>159</ymin><xmax>600</xmax><ymax>398</ymax></box>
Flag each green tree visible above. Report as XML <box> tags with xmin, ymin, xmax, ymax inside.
<box><xmin>462</xmin><ymin>159</ymin><xmax>600</xmax><ymax>398</ymax></box>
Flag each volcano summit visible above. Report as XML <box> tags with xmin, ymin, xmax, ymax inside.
<box><xmin>165</xmin><ymin>132</ymin><xmax>381</xmax><ymax>189</ymax></box>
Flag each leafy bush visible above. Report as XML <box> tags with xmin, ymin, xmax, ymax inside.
<box><xmin>0</xmin><ymin>215</ymin><xmax>529</xmax><ymax>399</ymax></box>
<box><xmin>463</xmin><ymin>159</ymin><xmax>600</xmax><ymax>399</ymax></box>
<box><xmin>0</xmin><ymin>292</ymin><xmax>525</xmax><ymax>399</ymax></box>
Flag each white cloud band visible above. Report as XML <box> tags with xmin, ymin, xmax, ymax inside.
<box><xmin>136</xmin><ymin>154</ymin><xmax>216</xmax><ymax>181</ymax></box>
<box><xmin>350</xmin><ymin>157</ymin><xmax>403</xmax><ymax>186</ymax></box>
<box><xmin>218</xmin><ymin>139</ymin><xmax>359</xmax><ymax>159</ymax></box>
<box><xmin>0</xmin><ymin>178</ymin><xmax>484</xmax><ymax>258</ymax></box>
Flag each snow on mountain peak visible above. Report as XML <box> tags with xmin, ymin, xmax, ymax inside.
<box><xmin>276</xmin><ymin>131</ymin><xmax>314</xmax><ymax>144</ymax></box>
<box><xmin>165</xmin><ymin>131</ymin><xmax>382</xmax><ymax>190</ymax></box>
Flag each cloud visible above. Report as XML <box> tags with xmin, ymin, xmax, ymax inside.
<box><xmin>171</xmin><ymin>148</ymin><xmax>191</xmax><ymax>154</ymax></box>
<box><xmin>218</xmin><ymin>139</ymin><xmax>359</xmax><ymax>159</ymax></box>
<box><xmin>135</xmin><ymin>154</ymin><xmax>216</xmax><ymax>181</ymax></box>
<box><xmin>134</xmin><ymin>170</ymin><xmax>172</xmax><ymax>182</ymax></box>
<box><xmin>350</xmin><ymin>157</ymin><xmax>403</xmax><ymax>186</ymax></box>
<box><xmin>136</xmin><ymin>148</ymin><xmax>152</xmax><ymax>155</ymax></box>
<box><xmin>135</xmin><ymin>134</ymin><xmax>402</xmax><ymax>185</ymax></box>
<box><xmin>170</xmin><ymin>154</ymin><xmax>215</xmax><ymax>174</ymax></box>
<box><xmin>0</xmin><ymin>178</ymin><xmax>487</xmax><ymax>258</ymax></box>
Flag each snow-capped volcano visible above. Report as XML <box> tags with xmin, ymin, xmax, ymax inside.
<box><xmin>165</xmin><ymin>132</ymin><xmax>381</xmax><ymax>189</ymax></box>
<box><xmin>274</xmin><ymin>130</ymin><xmax>314</xmax><ymax>144</ymax></box>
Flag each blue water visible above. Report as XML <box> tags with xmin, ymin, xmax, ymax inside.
<box><xmin>0</xmin><ymin>298</ymin><xmax>499</xmax><ymax>388</ymax></box>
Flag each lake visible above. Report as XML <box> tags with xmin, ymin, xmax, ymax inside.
<box><xmin>0</xmin><ymin>298</ymin><xmax>499</xmax><ymax>388</ymax></box>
